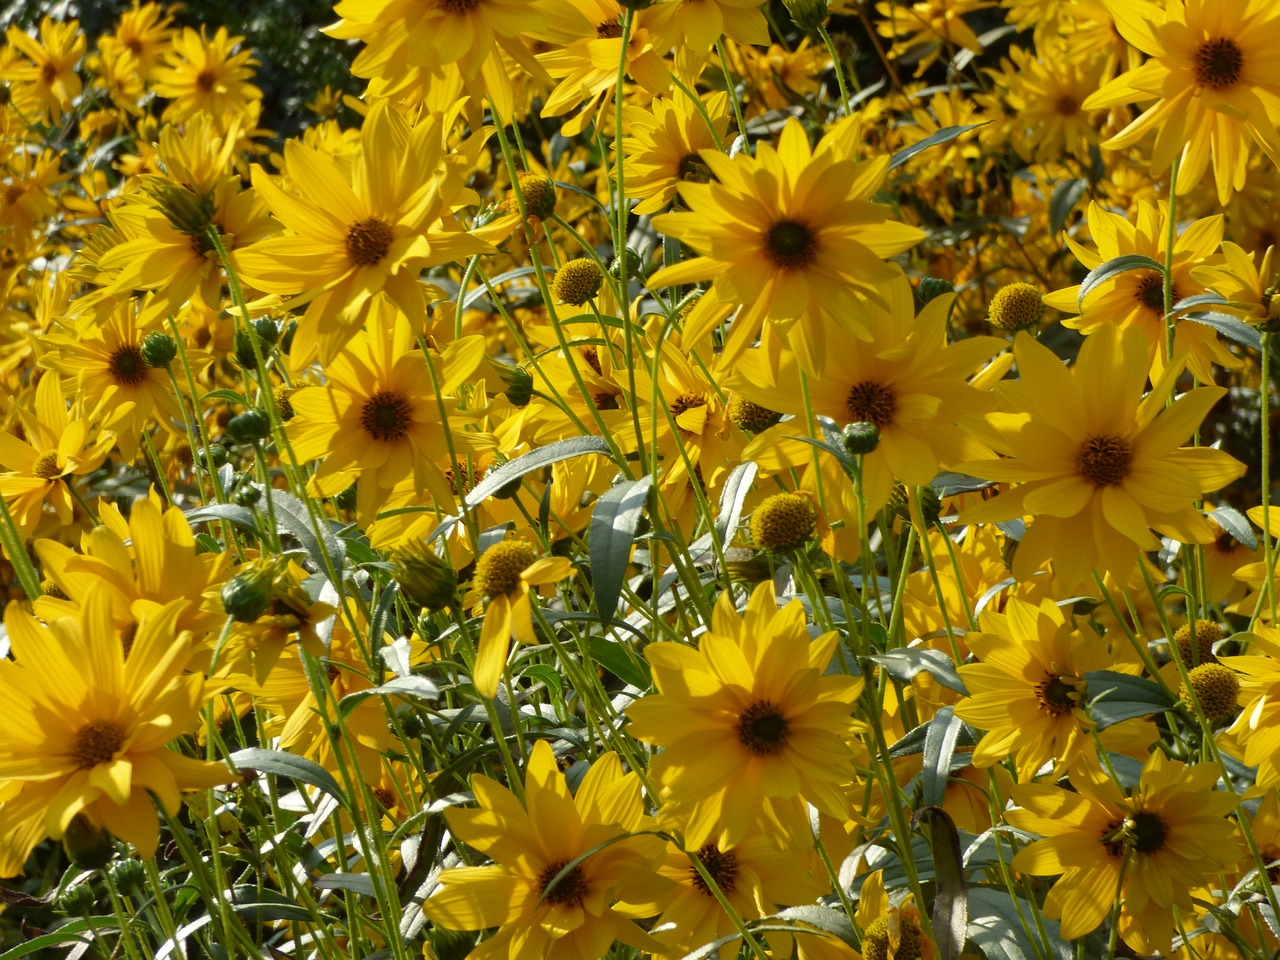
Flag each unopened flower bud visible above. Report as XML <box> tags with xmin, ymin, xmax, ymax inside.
<box><xmin>223</xmin><ymin>408</ymin><xmax>272</xmax><ymax>445</ymax></box>
<box><xmin>140</xmin><ymin>331</ymin><xmax>177</xmax><ymax>367</ymax></box>
<box><xmin>842</xmin><ymin>421</ymin><xmax>880</xmax><ymax>455</ymax></box>
<box><xmin>917</xmin><ymin>276</ymin><xmax>955</xmax><ymax>305</ymax></box>
<box><xmin>783</xmin><ymin>0</ymin><xmax>829</xmax><ymax>29</ymax></box>
<box><xmin>221</xmin><ymin>560</ymin><xmax>276</xmax><ymax>622</ymax></box>
<box><xmin>62</xmin><ymin>813</ymin><xmax>116</xmax><ymax>870</ymax></box>
<box><xmin>391</xmin><ymin>542</ymin><xmax>459</xmax><ymax>612</ymax></box>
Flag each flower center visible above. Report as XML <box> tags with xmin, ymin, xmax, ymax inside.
<box><xmin>1194</xmin><ymin>37</ymin><xmax>1244</xmax><ymax>90</ymax></box>
<box><xmin>40</xmin><ymin>62</ymin><xmax>57</xmax><ymax>84</ymax></box>
<box><xmin>1076</xmin><ymin>435</ymin><xmax>1132</xmax><ymax>487</ymax></box>
<box><xmin>669</xmin><ymin>391</ymin><xmax>708</xmax><ymax>427</ymax></box>
<box><xmin>109</xmin><ymin>344</ymin><xmax>148</xmax><ymax>386</ymax></box>
<box><xmin>736</xmin><ymin>700</ymin><xmax>790</xmax><ymax>755</ymax></box>
<box><xmin>1053</xmin><ymin>94</ymin><xmax>1079</xmax><ymax>117</ymax></box>
<box><xmin>862</xmin><ymin>909</ymin><xmax>926</xmax><ymax>960</ymax></box>
<box><xmin>372</xmin><ymin>785</ymin><xmax>396</xmax><ymax>809</ymax></box>
<box><xmin>32</xmin><ymin>451</ymin><xmax>61</xmax><ymax>479</ymax></box>
<box><xmin>360</xmin><ymin>390</ymin><xmax>413</xmax><ymax>442</ymax></box>
<box><xmin>596</xmin><ymin>20</ymin><xmax>623</xmax><ymax>38</ymax></box>
<box><xmin>344</xmin><ymin>217</ymin><xmax>394</xmax><ymax>266</ymax></box>
<box><xmin>538</xmin><ymin>859</ymin><xmax>588</xmax><ymax>907</ymax></box>
<box><xmin>1129</xmin><ymin>811</ymin><xmax>1168</xmax><ymax>854</ymax></box>
<box><xmin>1034</xmin><ymin>673</ymin><xmax>1077</xmax><ymax>716</ymax></box>
<box><xmin>764</xmin><ymin>219</ymin><xmax>816</xmax><ymax>270</ymax></box>
<box><xmin>677</xmin><ymin>153</ymin><xmax>713</xmax><ymax>183</ymax></box>
<box><xmin>846</xmin><ymin>380</ymin><xmax>896</xmax><ymax>428</ymax></box>
<box><xmin>1135</xmin><ymin>272</ymin><xmax>1170</xmax><ymax>314</ymax></box>
<box><xmin>690</xmin><ymin>844</ymin><xmax>738</xmax><ymax>896</ymax></box>
<box><xmin>195</xmin><ymin>68</ymin><xmax>217</xmax><ymax>93</ymax></box>
<box><xmin>474</xmin><ymin>540</ymin><xmax>537</xmax><ymax>598</ymax></box>
<box><xmin>439</xmin><ymin>0</ymin><xmax>481</xmax><ymax>11</ymax></box>
<box><xmin>73</xmin><ymin>719</ymin><xmax>126</xmax><ymax>769</ymax></box>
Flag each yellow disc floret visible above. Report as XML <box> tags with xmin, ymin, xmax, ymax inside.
<box><xmin>474</xmin><ymin>540</ymin><xmax>537</xmax><ymax>598</ymax></box>
<box><xmin>553</xmin><ymin>257</ymin><xmax>604</xmax><ymax>306</ymax></box>
<box><xmin>988</xmin><ymin>282</ymin><xmax>1045</xmax><ymax>330</ymax></box>
<box><xmin>750</xmin><ymin>492</ymin><xmax>816</xmax><ymax>552</ymax></box>
<box><xmin>1173</xmin><ymin>619</ymin><xmax>1222</xmax><ymax>666</ymax></box>
<box><xmin>1180</xmin><ymin>662</ymin><xmax>1240</xmax><ymax>720</ymax></box>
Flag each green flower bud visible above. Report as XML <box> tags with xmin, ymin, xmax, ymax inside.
<box><xmin>391</xmin><ymin>542</ymin><xmax>459</xmax><ymax>612</ymax></box>
<box><xmin>783</xmin><ymin>0</ymin><xmax>829</xmax><ymax>29</ymax></box>
<box><xmin>57</xmin><ymin>879</ymin><xmax>99</xmax><ymax>915</ymax></box>
<box><xmin>234</xmin><ymin>329</ymin><xmax>267</xmax><ymax>369</ymax></box>
<box><xmin>917</xmin><ymin>276</ymin><xmax>955</xmax><ymax>305</ymax></box>
<box><xmin>609</xmin><ymin>247</ymin><xmax>645</xmax><ymax>280</ymax></box>
<box><xmin>62</xmin><ymin>814</ymin><xmax>116</xmax><ymax>870</ymax></box>
<box><xmin>109</xmin><ymin>858</ymin><xmax>146</xmax><ymax>896</ymax></box>
<box><xmin>842</xmin><ymin>421</ymin><xmax>880</xmax><ymax>455</ymax></box>
<box><xmin>224</xmin><ymin>408</ymin><xmax>272</xmax><ymax>445</ymax></box>
<box><xmin>221</xmin><ymin>560</ymin><xmax>276</xmax><ymax>622</ymax></box>
<box><xmin>140</xmin><ymin>331</ymin><xmax>178</xmax><ymax>367</ymax></box>
<box><xmin>140</xmin><ymin>175</ymin><xmax>217</xmax><ymax>240</ymax></box>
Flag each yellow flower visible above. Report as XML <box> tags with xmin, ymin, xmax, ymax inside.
<box><xmin>1008</xmin><ymin>753</ymin><xmax>1240</xmax><ymax>955</ymax></box>
<box><xmin>423</xmin><ymin>740</ymin><xmax>670</xmax><ymax>959</ymax></box>
<box><xmin>237</xmin><ymin>102</ymin><xmax>492</xmax><ymax>362</ymax></box>
<box><xmin>1083</xmin><ymin>0</ymin><xmax>1280</xmax><ymax>205</ymax></box>
<box><xmin>150</xmin><ymin>26</ymin><xmax>262</xmax><ymax>123</ymax></box>
<box><xmin>954</xmin><ymin>596</ymin><xmax>1114</xmax><ymax>779</ymax></box>
<box><xmin>0</xmin><ymin>584</ymin><xmax>230</xmax><ymax>876</ymax></box>
<box><xmin>287</xmin><ymin>301</ymin><xmax>494</xmax><ymax>523</ymax></box>
<box><xmin>874</xmin><ymin>0</ymin><xmax>994</xmax><ymax>77</ymax></box>
<box><xmin>620</xmin><ymin>90</ymin><xmax>731</xmax><ymax>216</ymax></box>
<box><xmin>957</xmin><ymin>325</ymin><xmax>1245</xmax><ymax>593</ymax></box>
<box><xmin>648</xmin><ymin>118</ymin><xmax>924</xmax><ymax>375</ymax></box>
<box><xmin>0</xmin><ymin>372</ymin><xmax>114</xmax><ymax>536</ymax></box>
<box><xmin>1042</xmin><ymin>200</ymin><xmax>1239</xmax><ymax>385</ymax></box>
<box><xmin>627</xmin><ymin>581</ymin><xmax>864</xmax><ymax>849</ymax></box>
<box><xmin>325</xmin><ymin>0</ymin><xmax>549</xmax><ymax>123</ymax></box>
<box><xmin>465</xmin><ymin>537</ymin><xmax>573</xmax><ymax>699</ymax></box>
<box><xmin>1219</xmin><ymin>627</ymin><xmax>1280</xmax><ymax>788</ymax></box>
<box><xmin>855</xmin><ymin>869</ymin><xmax>936</xmax><ymax>960</ymax></box>
<box><xmin>726</xmin><ymin>273</ymin><xmax>1004</xmax><ymax>516</ymax></box>
<box><xmin>3</xmin><ymin>16</ymin><xmax>86</xmax><ymax>121</ymax></box>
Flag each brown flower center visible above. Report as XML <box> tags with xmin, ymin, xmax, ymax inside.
<box><xmin>736</xmin><ymin>700</ymin><xmax>790</xmax><ymax>755</ymax></box>
<box><xmin>764</xmin><ymin>219</ymin><xmax>816</xmax><ymax>270</ymax></box>
<box><xmin>1034</xmin><ymin>673</ymin><xmax>1077</xmax><ymax>716</ymax></box>
<box><xmin>360</xmin><ymin>390</ymin><xmax>413</xmax><ymax>442</ymax></box>
<box><xmin>1194</xmin><ymin>37</ymin><xmax>1244</xmax><ymax>90</ymax></box>
<box><xmin>1135</xmin><ymin>271</ymin><xmax>1171</xmax><ymax>314</ymax></box>
<box><xmin>40</xmin><ymin>62</ymin><xmax>57</xmax><ymax>84</ymax></box>
<box><xmin>32</xmin><ymin>451</ymin><xmax>61</xmax><ymax>479</ymax></box>
<box><xmin>345</xmin><ymin>217</ymin><xmax>394</xmax><ymax>266</ymax></box>
<box><xmin>195</xmin><ymin>68</ymin><xmax>217</xmax><ymax>93</ymax></box>
<box><xmin>538</xmin><ymin>859</ymin><xmax>588</xmax><ymax>906</ymax></box>
<box><xmin>677</xmin><ymin>153</ymin><xmax>713</xmax><ymax>183</ymax></box>
<box><xmin>846</xmin><ymin>380</ymin><xmax>896</xmax><ymax>428</ymax></box>
<box><xmin>596</xmin><ymin>20</ymin><xmax>624</xmax><ymax>39</ymax></box>
<box><xmin>73</xmin><ymin>719</ymin><xmax>126</xmax><ymax>769</ymax></box>
<box><xmin>690</xmin><ymin>844</ymin><xmax>738</xmax><ymax>896</ymax></box>
<box><xmin>440</xmin><ymin>0</ymin><xmax>481</xmax><ymax>11</ymax></box>
<box><xmin>669</xmin><ymin>391</ymin><xmax>708</xmax><ymax>428</ymax></box>
<box><xmin>109</xmin><ymin>344</ymin><xmax>148</xmax><ymax>386</ymax></box>
<box><xmin>1054</xmin><ymin>94</ymin><xmax>1079</xmax><ymax>117</ymax></box>
<box><xmin>1076</xmin><ymin>435</ymin><xmax>1132</xmax><ymax>487</ymax></box>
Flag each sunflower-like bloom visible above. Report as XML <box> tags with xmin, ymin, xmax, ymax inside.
<box><xmin>3</xmin><ymin>16</ymin><xmax>85</xmax><ymax>122</ymax></box>
<box><xmin>0</xmin><ymin>372</ymin><xmax>114</xmax><ymax>536</ymax></box>
<box><xmin>855</xmin><ymin>870</ymin><xmax>937</xmax><ymax>960</ymax></box>
<box><xmin>1083</xmin><ymin>0</ymin><xmax>1280</xmax><ymax>206</ymax></box>
<box><xmin>286</xmin><ymin>301</ymin><xmax>495</xmax><ymax>523</ymax></box>
<box><xmin>1042</xmin><ymin>200</ymin><xmax>1238</xmax><ymax>384</ymax></box>
<box><xmin>1008</xmin><ymin>753</ymin><xmax>1240</xmax><ymax>955</ymax></box>
<box><xmin>725</xmin><ymin>273</ymin><xmax>1005</xmax><ymax>517</ymax></box>
<box><xmin>874</xmin><ymin>0</ymin><xmax>994</xmax><ymax>77</ymax></box>
<box><xmin>620</xmin><ymin>91</ymin><xmax>731</xmax><ymax>216</ymax></box>
<box><xmin>957</xmin><ymin>326</ymin><xmax>1245</xmax><ymax>593</ymax></box>
<box><xmin>237</xmin><ymin>102</ymin><xmax>493</xmax><ymax>362</ymax></box>
<box><xmin>423</xmin><ymin>740</ymin><xmax>670</xmax><ymax>960</ymax></box>
<box><xmin>627</xmin><ymin>581</ymin><xmax>864</xmax><ymax>849</ymax></box>
<box><xmin>324</xmin><ymin>0</ymin><xmax>549</xmax><ymax>123</ymax></box>
<box><xmin>0</xmin><ymin>585</ymin><xmax>230</xmax><ymax>876</ymax></box>
<box><xmin>464</xmin><ymin>537</ymin><xmax>573</xmax><ymax>699</ymax></box>
<box><xmin>954</xmin><ymin>596</ymin><xmax>1115</xmax><ymax>779</ymax></box>
<box><xmin>647</xmin><ymin>118</ymin><xmax>924</xmax><ymax>375</ymax></box>
<box><xmin>1219</xmin><ymin>627</ymin><xmax>1280</xmax><ymax>788</ymax></box>
<box><xmin>150</xmin><ymin>26</ymin><xmax>261</xmax><ymax>123</ymax></box>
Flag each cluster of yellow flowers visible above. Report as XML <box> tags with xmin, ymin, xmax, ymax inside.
<box><xmin>1</xmin><ymin>0</ymin><xmax>1280</xmax><ymax>958</ymax></box>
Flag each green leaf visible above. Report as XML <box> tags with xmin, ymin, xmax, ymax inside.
<box><xmin>269</xmin><ymin>488</ymin><xmax>347</xmax><ymax>576</ymax></box>
<box><xmin>714</xmin><ymin>461</ymin><xmax>757</xmax><ymax>544</ymax></box>
<box><xmin>967</xmin><ymin>887</ymin><xmax>1075</xmax><ymax>960</ymax></box>
<box><xmin>339</xmin><ymin>676</ymin><xmax>441</xmax><ymax>718</ymax></box>
<box><xmin>871</xmin><ymin>648</ymin><xmax>967</xmax><ymax>695</ymax></box>
<box><xmin>589</xmin><ymin>636</ymin><xmax>651</xmax><ymax>690</ymax></box>
<box><xmin>889</xmin><ymin>123</ymin><xmax>985</xmax><ymax>170</ymax></box>
<box><xmin>1048</xmin><ymin>178</ymin><xmax>1087</xmax><ymax>235</ymax></box>
<box><xmin>921</xmin><ymin>706</ymin><xmax>964</xmax><ymax>810</ymax></box>
<box><xmin>200</xmin><ymin>389</ymin><xmax>250</xmax><ymax>408</ymax></box>
<box><xmin>1183</xmin><ymin>310</ymin><xmax>1263</xmax><ymax>350</ymax></box>
<box><xmin>462</xmin><ymin>436</ymin><xmax>615</xmax><ymax>511</ymax></box>
<box><xmin>774</xmin><ymin>905</ymin><xmax>859</xmax><ymax>948</ymax></box>
<box><xmin>589</xmin><ymin>475</ymin><xmax>652</xmax><ymax>623</ymax></box>
<box><xmin>1084</xmin><ymin>669</ymin><xmax>1176</xmax><ymax>729</ymax></box>
<box><xmin>228</xmin><ymin>886</ymin><xmax>315</xmax><ymax>922</ymax></box>
<box><xmin>184</xmin><ymin>503</ymin><xmax>262</xmax><ymax>537</ymax></box>
<box><xmin>0</xmin><ymin>918</ymin><xmax>105</xmax><ymax>959</ymax></box>
<box><xmin>230</xmin><ymin>747</ymin><xmax>348</xmax><ymax>807</ymax></box>
<box><xmin>314</xmin><ymin>873</ymin><xmax>377</xmax><ymax>897</ymax></box>
<box><xmin>1077</xmin><ymin>254</ymin><xmax>1165</xmax><ymax>307</ymax></box>
<box><xmin>1210</xmin><ymin>505</ymin><xmax>1258</xmax><ymax>550</ymax></box>
<box><xmin>916</xmin><ymin>806</ymin><xmax>967</xmax><ymax>960</ymax></box>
